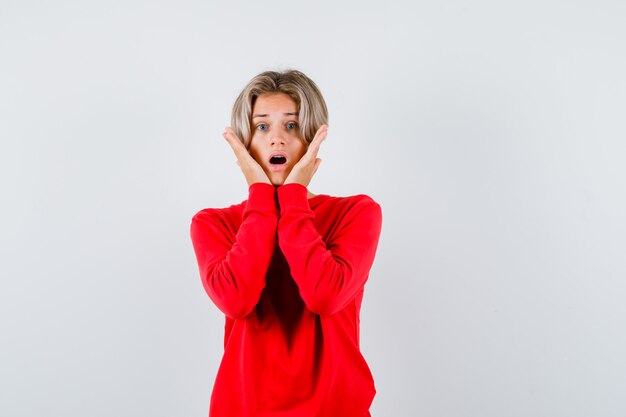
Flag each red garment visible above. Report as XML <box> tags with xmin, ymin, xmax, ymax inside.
<box><xmin>190</xmin><ymin>183</ymin><xmax>382</xmax><ymax>417</ymax></box>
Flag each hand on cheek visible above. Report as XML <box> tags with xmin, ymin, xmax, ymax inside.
<box><xmin>223</xmin><ymin>127</ymin><xmax>271</xmax><ymax>186</ymax></box>
<box><xmin>284</xmin><ymin>125</ymin><xmax>328</xmax><ymax>188</ymax></box>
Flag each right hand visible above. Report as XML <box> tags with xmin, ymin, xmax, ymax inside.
<box><xmin>223</xmin><ymin>127</ymin><xmax>271</xmax><ymax>186</ymax></box>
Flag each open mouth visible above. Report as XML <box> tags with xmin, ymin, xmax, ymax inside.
<box><xmin>269</xmin><ymin>155</ymin><xmax>287</xmax><ymax>165</ymax></box>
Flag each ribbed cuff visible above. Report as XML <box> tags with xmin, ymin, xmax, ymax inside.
<box><xmin>244</xmin><ymin>183</ymin><xmax>278</xmax><ymax>215</ymax></box>
<box><xmin>277</xmin><ymin>183</ymin><xmax>310</xmax><ymax>213</ymax></box>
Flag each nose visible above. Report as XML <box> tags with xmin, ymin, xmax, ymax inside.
<box><xmin>269</xmin><ymin>133</ymin><xmax>286</xmax><ymax>146</ymax></box>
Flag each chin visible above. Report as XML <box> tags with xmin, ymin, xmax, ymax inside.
<box><xmin>268</xmin><ymin>172</ymin><xmax>288</xmax><ymax>187</ymax></box>
<box><xmin>270</xmin><ymin>177</ymin><xmax>285</xmax><ymax>187</ymax></box>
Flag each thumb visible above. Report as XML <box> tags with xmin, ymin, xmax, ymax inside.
<box><xmin>313</xmin><ymin>158</ymin><xmax>322</xmax><ymax>172</ymax></box>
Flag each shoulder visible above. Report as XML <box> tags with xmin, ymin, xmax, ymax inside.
<box><xmin>322</xmin><ymin>193</ymin><xmax>380</xmax><ymax>211</ymax></box>
<box><xmin>314</xmin><ymin>193</ymin><xmax>382</xmax><ymax>223</ymax></box>
<box><xmin>347</xmin><ymin>193</ymin><xmax>381</xmax><ymax>209</ymax></box>
<box><xmin>190</xmin><ymin>201</ymin><xmax>246</xmax><ymax>231</ymax></box>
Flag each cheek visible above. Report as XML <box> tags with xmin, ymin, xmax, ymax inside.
<box><xmin>293</xmin><ymin>143</ymin><xmax>307</xmax><ymax>161</ymax></box>
<box><xmin>247</xmin><ymin>141</ymin><xmax>262</xmax><ymax>160</ymax></box>
<box><xmin>248</xmin><ymin>149</ymin><xmax>263</xmax><ymax>166</ymax></box>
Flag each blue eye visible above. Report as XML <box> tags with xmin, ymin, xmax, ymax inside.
<box><xmin>256</xmin><ymin>124</ymin><xmax>267</xmax><ymax>131</ymax></box>
<box><xmin>287</xmin><ymin>122</ymin><xmax>298</xmax><ymax>130</ymax></box>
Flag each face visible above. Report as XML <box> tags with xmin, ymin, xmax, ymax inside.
<box><xmin>248</xmin><ymin>93</ymin><xmax>307</xmax><ymax>186</ymax></box>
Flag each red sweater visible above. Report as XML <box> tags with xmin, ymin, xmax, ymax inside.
<box><xmin>190</xmin><ymin>183</ymin><xmax>382</xmax><ymax>417</ymax></box>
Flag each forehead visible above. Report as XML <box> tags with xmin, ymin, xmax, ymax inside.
<box><xmin>252</xmin><ymin>93</ymin><xmax>298</xmax><ymax>115</ymax></box>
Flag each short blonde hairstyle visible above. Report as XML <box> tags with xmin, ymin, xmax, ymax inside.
<box><xmin>231</xmin><ymin>70</ymin><xmax>328</xmax><ymax>148</ymax></box>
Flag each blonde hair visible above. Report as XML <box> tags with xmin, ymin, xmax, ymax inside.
<box><xmin>231</xmin><ymin>70</ymin><xmax>328</xmax><ymax>148</ymax></box>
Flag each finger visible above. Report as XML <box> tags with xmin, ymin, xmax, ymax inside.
<box><xmin>223</xmin><ymin>128</ymin><xmax>242</xmax><ymax>147</ymax></box>
<box><xmin>304</xmin><ymin>125</ymin><xmax>328</xmax><ymax>161</ymax></box>
<box><xmin>223</xmin><ymin>127</ymin><xmax>243</xmax><ymax>143</ymax></box>
<box><xmin>309</xmin><ymin>158</ymin><xmax>322</xmax><ymax>179</ymax></box>
<box><xmin>312</xmin><ymin>124</ymin><xmax>328</xmax><ymax>147</ymax></box>
<box><xmin>223</xmin><ymin>128</ymin><xmax>248</xmax><ymax>157</ymax></box>
<box><xmin>312</xmin><ymin>124</ymin><xmax>328</xmax><ymax>145</ymax></box>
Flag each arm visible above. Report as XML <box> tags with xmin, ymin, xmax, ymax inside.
<box><xmin>190</xmin><ymin>183</ymin><xmax>278</xmax><ymax>319</ymax></box>
<box><xmin>276</xmin><ymin>183</ymin><xmax>382</xmax><ymax>315</ymax></box>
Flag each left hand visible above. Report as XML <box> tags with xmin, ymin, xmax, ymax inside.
<box><xmin>284</xmin><ymin>124</ymin><xmax>328</xmax><ymax>187</ymax></box>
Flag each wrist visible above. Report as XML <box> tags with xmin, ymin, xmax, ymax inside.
<box><xmin>248</xmin><ymin>179</ymin><xmax>272</xmax><ymax>186</ymax></box>
<box><xmin>277</xmin><ymin>183</ymin><xmax>310</xmax><ymax>212</ymax></box>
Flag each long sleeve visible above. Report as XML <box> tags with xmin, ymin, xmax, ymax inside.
<box><xmin>276</xmin><ymin>183</ymin><xmax>382</xmax><ymax>316</ymax></box>
<box><xmin>190</xmin><ymin>183</ymin><xmax>279</xmax><ymax>319</ymax></box>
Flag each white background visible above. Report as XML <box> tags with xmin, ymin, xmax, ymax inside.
<box><xmin>1</xmin><ymin>1</ymin><xmax>625</xmax><ymax>416</ymax></box>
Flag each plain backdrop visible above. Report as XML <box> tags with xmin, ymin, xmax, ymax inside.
<box><xmin>1</xmin><ymin>1</ymin><xmax>625</xmax><ymax>416</ymax></box>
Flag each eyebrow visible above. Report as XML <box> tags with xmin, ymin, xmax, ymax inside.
<box><xmin>252</xmin><ymin>112</ymin><xmax>298</xmax><ymax>119</ymax></box>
